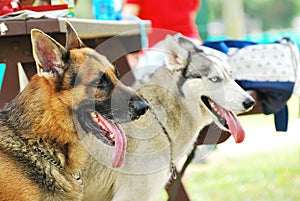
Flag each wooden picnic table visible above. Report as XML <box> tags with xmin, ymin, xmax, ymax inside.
<box><xmin>0</xmin><ymin>17</ymin><xmax>150</xmax><ymax>108</ymax></box>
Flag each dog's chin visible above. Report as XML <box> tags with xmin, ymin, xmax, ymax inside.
<box><xmin>200</xmin><ymin>96</ymin><xmax>229</xmax><ymax>131</ymax></box>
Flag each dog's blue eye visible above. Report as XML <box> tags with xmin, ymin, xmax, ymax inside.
<box><xmin>209</xmin><ymin>76</ymin><xmax>221</xmax><ymax>83</ymax></box>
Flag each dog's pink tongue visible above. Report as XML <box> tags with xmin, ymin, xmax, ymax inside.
<box><xmin>110</xmin><ymin>124</ymin><xmax>126</xmax><ymax>168</ymax></box>
<box><xmin>100</xmin><ymin>117</ymin><xmax>126</xmax><ymax>168</ymax></box>
<box><xmin>215</xmin><ymin>104</ymin><xmax>245</xmax><ymax>143</ymax></box>
<box><xmin>224</xmin><ymin>111</ymin><xmax>245</xmax><ymax>143</ymax></box>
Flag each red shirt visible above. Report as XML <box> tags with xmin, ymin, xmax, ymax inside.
<box><xmin>125</xmin><ymin>0</ymin><xmax>200</xmax><ymax>46</ymax></box>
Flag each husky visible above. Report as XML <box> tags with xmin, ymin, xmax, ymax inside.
<box><xmin>81</xmin><ymin>35</ymin><xmax>255</xmax><ymax>201</ymax></box>
<box><xmin>0</xmin><ymin>22</ymin><xmax>149</xmax><ymax>201</ymax></box>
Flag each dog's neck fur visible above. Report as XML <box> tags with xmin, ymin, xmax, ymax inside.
<box><xmin>0</xmin><ymin>129</ymin><xmax>79</xmax><ymax>186</ymax></box>
<box><xmin>155</xmin><ymin>67</ymin><xmax>211</xmax><ymax>161</ymax></box>
<box><xmin>1</xmin><ymin>75</ymin><xmax>87</xmax><ymax>174</ymax></box>
<box><xmin>132</xmin><ymin>66</ymin><xmax>211</xmax><ymax>163</ymax></box>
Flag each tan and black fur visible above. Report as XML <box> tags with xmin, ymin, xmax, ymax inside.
<box><xmin>0</xmin><ymin>22</ymin><xmax>148</xmax><ymax>201</ymax></box>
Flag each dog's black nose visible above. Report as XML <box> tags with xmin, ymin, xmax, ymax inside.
<box><xmin>129</xmin><ymin>96</ymin><xmax>149</xmax><ymax>117</ymax></box>
<box><xmin>243</xmin><ymin>97</ymin><xmax>255</xmax><ymax>110</ymax></box>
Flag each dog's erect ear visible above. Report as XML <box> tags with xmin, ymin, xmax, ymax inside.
<box><xmin>65</xmin><ymin>21</ymin><xmax>85</xmax><ymax>50</ymax></box>
<box><xmin>176</xmin><ymin>34</ymin><xmax>203</xmax><ymax>53</ymax></box>
<box><xmin>164</xmin><ymin>35</ymin><xmax>189</xmax><ymax>71</ymax></box>
<box><xmin>31</xmin><ymin>29</ymin><xmax>67</xmax><ymax>77</ymax></box>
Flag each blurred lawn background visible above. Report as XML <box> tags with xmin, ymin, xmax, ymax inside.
<box><xmin>155</xmin><ymin>95</ymin><xmax>300</xmax><ymax>201</ymax></box>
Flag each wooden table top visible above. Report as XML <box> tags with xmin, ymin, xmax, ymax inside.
<box><xmin>0</xmin><ymin>17</ymin><xmax>151</xmax><ymax>38</ymax></box>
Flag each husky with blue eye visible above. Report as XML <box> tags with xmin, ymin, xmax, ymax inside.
<box><xmin>82</xmin><ymin>34</ymin><xmax>255</xmax><ymax>201</ymax></box>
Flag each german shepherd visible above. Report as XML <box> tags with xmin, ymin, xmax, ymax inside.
<box><xmin>0</xmin><ymin>22</ymin><xmax>148</xmax><ymax>201</ymax></box>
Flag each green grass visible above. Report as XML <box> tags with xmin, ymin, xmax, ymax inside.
<box><xmin>183</xmin><ymin>145</ymin><xmax>300</xmax><ymax>201</ymax></box>
<box><xmin>155</xmin><ymin>145</ymin><xmax>300</xmax><ymax>201</ymax></box>
<box><xmin>154</xmin><ymin>96</ymin><xmax>300</xmax><ymax>201</ymax></box>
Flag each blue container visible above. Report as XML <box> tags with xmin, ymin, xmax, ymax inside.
<box><xmin>92</xmin><ymin>0</ymin><xmax>122</xmax><ymax>20</ymax></box>
<box><xmin>0</xmin><ymin>63</ymin><xmax>6</xmax><ymax>91</ymax></box>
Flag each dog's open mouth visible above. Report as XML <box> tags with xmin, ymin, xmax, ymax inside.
<box><xmin>90</xmin><ymin>112</ymin><xmax>116</xmax><ymax>145</ymax></box>
<box><xmin>201</xmin><ymin>96</ymin><xmax>245</xmax><ymax>143</ymax></box>
<box><xmin>77</xmin><ymin>108</ymin><xmax>126</xmax><ymax>168</ymax></box>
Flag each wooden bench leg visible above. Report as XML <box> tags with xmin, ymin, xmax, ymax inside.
<box><xmin>165</xmin><ymin>145</ymin><xmax>198</xmax><ymax>201</ymax></box>
<box><xmin>165</xmin><ymin>178</ymin><xmax>190</xmax><ymax>201</ymax></box>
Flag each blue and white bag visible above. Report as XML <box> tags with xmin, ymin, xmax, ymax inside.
<box><xmin>203</xmin><ymin>38</ymin><xmax>300</xmax><ymax>131</ymax></box>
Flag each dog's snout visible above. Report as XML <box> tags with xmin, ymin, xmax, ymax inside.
<box><xmin>129</xmin><ymin>96</ymin><xmax>149</xmax><ymax>118</ymax></box>
<box><xmin>243</xmin><ymin>97</ymin><xmax>255</xmax><ymax>110</ymax></box>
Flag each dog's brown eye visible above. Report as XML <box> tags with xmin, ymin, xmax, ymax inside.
<box><xmin>95</xmin><ymin>78</ymin><xmax>106</xmax><ymax>89</ymax></box>
<box><xmin>94</xmin><ymin>73</ymin><xmax>112</xmax><ymax>89</ymax></box>
<box><xmin>95</xmin><ymin>80</ymin><xmax>102</xmax><ymax>86</ymax></box>
<box><xmin>93</xmin><ymin>73</ymin><xmax>105</xmax><ymax>88</ymax></box>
